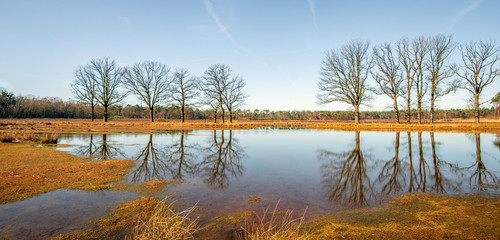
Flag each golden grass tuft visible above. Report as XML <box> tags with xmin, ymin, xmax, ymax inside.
<box><xmin>56</xmin><ymin>196</ymin><xmax>199</xmax><ymax>240</ymax></box>
<box><xmin>130</xmin><ymin>199</ymin><xmax>199</xmax><ymax>240</ymax></box>
<box><xmin>237</xmin><ymin>201</ymin><xmax>312</xmax><ymax>240</ymax></box>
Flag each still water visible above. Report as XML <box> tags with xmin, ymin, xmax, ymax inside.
<box><xmin>1</xmin><ymin>129</ymin><xmax>499</xmax><ymax>238</ymax></box>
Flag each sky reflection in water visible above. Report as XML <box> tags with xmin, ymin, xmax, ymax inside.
<box><xmin>58</xmin><ymin>129</ymin><xmax>499</xmax><ymax>207</ymax></box>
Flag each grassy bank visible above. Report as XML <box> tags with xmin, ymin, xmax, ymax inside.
<box><xmin>1</xmin><ymin>118</ymin><xmax>500</xmax><ymax>134</ymax></box>
<box><xmin>0</xmin><ymin>143</ymin><xmax>133</xmax><ymax>204</ymax></box>
<box><xmin>55</xmin><ymin>193</ymin><xmax>500</xmax><ymax>239</ymax></box>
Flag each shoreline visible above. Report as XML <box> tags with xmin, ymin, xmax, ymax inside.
<box><xmin>1</xmin><ymin>118</ymin><xmax>500</xmax><ymax>134</ymax></box>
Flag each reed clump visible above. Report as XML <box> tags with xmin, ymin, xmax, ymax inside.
<box><xmin>130</xmin><ymin>200</ymin><xmax>199</xmax><ymax>240</ymax></box>
<box><xmin>237</xmin><ymin>201</ymin><xmax>312</xmax><ymax>240</ymax></box>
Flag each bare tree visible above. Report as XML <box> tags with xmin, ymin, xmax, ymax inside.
<box><xmin>455</xmin><ymin>40</ymin><xmax>499</xmax><ymax>123</ymax></box>
<box><xmin>171</xmin><ymin>68</ymin><xmax>198</xmax><ymax>122</ymax></box>
<box><xmin>223</xmin><ymin>76</ymin><xmax>247</xmax><ymax>123</ymax></box>
<box><xmin>201</xmin><ymin>64</ymin><xmax>231</xmax><ymax>123</ymax></box>
<box><xmin>397</xmin><ymin>38</ymin><xmax>416</xmax><ymax>123</ymax></box>
<box><xmin>123</xmin><ymin>61</ymin><xmax>171</xmax><ymax>122</ymax></box>
<box><xmin>71</xmin><ymin>66</ymin><xmax>97</xmax><ymax>121</ymax></box>
<box><xmin>427</xmin><ymin>34</ymin><xmax>457</xmax><ymax>124</ymax></box>
<box><xmin>317</xmin><ymin>40</ymin><xmax>373</xmax><ymax>124</ymax></box>
<box><xmin>411</xmin><ymin>37</ymin><xmax>429</xmax><ymax>124</ymax></box>
<box><xmin>88</xmin><ymin>57</ymin><xmax>125</xmax><ymax>122</ymax></box>
<box><xmin>373</xmin><ymin>43</ymin><xmax>405</xmax><ymax>123</ymax></box>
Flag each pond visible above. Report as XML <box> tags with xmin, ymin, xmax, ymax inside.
<box><xmin>1</xmin><ymin>129</ymin><xmax>499</xmax><ymax>239</ymax></box>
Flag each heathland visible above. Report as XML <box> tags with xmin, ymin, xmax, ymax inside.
<box><xmin>0</xmin><ymin>118</ymin><xmax>499</xmax><ymax>239</ymax></box>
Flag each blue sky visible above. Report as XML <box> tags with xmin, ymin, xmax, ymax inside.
<box><xmin>0</xmin><ymin>0</ymin><xmax>499</xmax><ymax>111</ymax></box>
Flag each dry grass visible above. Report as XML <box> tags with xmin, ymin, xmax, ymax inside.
<box><xmin>113</xmin><ymin>180</ymin><xmax>177</xmax><ymax>194</ymax></box>
<box><xmin>309</xmin><ymin>193</ymin><xmax>500</xmax><ymax>239</ymax></box>
<box><xmin>130</xmin><ymin>199</ymin><xmax>199</xmax><ymax>240</ymax></box>
<box><xmin>1</xmin><ymin>118</ymin><xmax>500</xmax><ymax>134</ymax></box>
<box><xmin>55</xmin><ymin>196</ymin><xmax>162</xmax><ymax>240</ymax></box>
<box><xmin>237</xmin><ymin>201</ymin><xmax>312</xmax><ymax>240</ymax></box>
<box><xmin>0</xmin><ymin>132</ymin><xmax>59</xmax><ymax>143</ymax></box>
<box><xmin>0</xmin><ymin>143</ymin><xmax>133</xmax><ymax>204</ymax></box>
<box><xmin>55</xmin><ymin>196</ymin><xmax>199</xmax><ymax>240</ymax></box>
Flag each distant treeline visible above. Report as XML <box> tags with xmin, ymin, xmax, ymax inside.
<box><xmin>0</xmin><ymin>93</ymin><xmax>495</xmax><ymax>121</ymax></box>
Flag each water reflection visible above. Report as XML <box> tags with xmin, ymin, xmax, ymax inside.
<box><xmin>468</xmin><ymin>133</ymin><xmax>497</xmax><ymax>189</ymax></box>
<box><xmin>318</xmin><ymin>131</ymin><xmax>499</xmax><ymax>206</ymax></box>
<box><xmin>494</xmin><ymin>134</ymin><xmax>500</xmax><ymax>150</ymax></box>
<box><xmin>199</xmin><ymin>130</ymin><xmax>245</xmax><ymax>190</ymax></box>
<box><xmin>377</xmin><ymin>132</ymin><xmax>405</xmax><ymax>195</ymax></box>
<box><xmin>125</xmin><ymin>130</ymin><xmax>245</xmax><ymax>189</ymax></box>
<box><xmin>72</xmin><ymin>134</ymin><xmax>123</xmax><ymax>160</ymax></box>
<box><xmin>318</xmin><ymin>131</ymin><xmax>374</xmax><ymax>206</ymax></box>
<box><xmin>131</xmin><ymin>134</ymin><xmax>169</xmax><ymax>182</ymax></box>
<box><xmin>164</xmin><ymin>130</ymin><xmax>199</xmax><ymax>181</ymax></box>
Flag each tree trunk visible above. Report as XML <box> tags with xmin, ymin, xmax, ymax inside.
<box><xmin>181</xmin><ymin>104</ymin><xmax>185</xmax><ymax>123</ymax></box>
<box><xmin>417</xmin><ymin>101</ymin><xmax>422</xmax><ymax>124</ymax></box>
<box><xmin>229</xmin><ymin>109</ymin><xmax>233</xmax><ymax>123</ymax></box>
<box><xmin>474</xmin><ymin>94</ymin><xmax>480</xmax><ymax>123</ymax></box>
<box><xmin>104</xmin><ymin>106</ymin><xmax>108</xmax><ymax>122</ymax></box>
<box><xmin>354</xmin><ymin>104</ymin><xmax>360</xmax><ymax>124</ymax></box>
<box><xmin>221</xmin><ymin>107</ymin><xmax>225</xmax><ymax>123</ymax></box>
<box><xmin>149</xmin><ymin>107</ymin><xmax>154</xmax><ymax>122</ymax></box>
<box><xmin>393</xmin><ymin>97</ymin><xmax>400</xmax><ymax>124</ymax></box>
<box><xmin>407</xmin><ymin>93</ymin><xmax>411</xmax><ymax>124</ymax></box>
<box><xmin>91</xmin><ymin>104</ymin><xmax>95</xmax><ymax>121</ymax></box>
<box><xmin>430</xmin><ymin>98</ymin><xmax>435</xmax><ymax>124</ymax></box>
<box><xmin>213</xmin><ymin>109</ymin><xmax>217</xmax><ymax>123</ymax></box>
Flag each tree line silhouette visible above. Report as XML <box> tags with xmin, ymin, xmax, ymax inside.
<box><xmin>0</xmin><ymin>91</ymin><xmax>496</xmax><ymax>120</ymax></box>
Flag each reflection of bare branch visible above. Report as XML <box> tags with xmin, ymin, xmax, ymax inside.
<box><xmin>198</xmin><ymin>130</ymin><xmax>245</xmax><ymax>190</ymax></box>
<box><xmin>415</xmin><ymin>132</ymin><xmax>431</xmax><ymax>192</ymax></box>
<box><xmin>468</xmin><ymin>133</ymin><xmax>499</xmax><ymax>189</ymax></box>
<box><xmin>318</xmin><ymin>131</ymin><xmax>374</xmax><ymax>206</ymax></box>
<box><xmin>163</xmin><ymin>130</ymin><xmax>199</xmax><ymax>181</ymax></box>
<box><xmin>93</xmin><ymin>134</ymin><xmax>125</xmax><ymax>160</ymax></box>
<box><xmin>131</xmin><ymin>134</ymin><xmax>170</xmax><ymax>182</ymax></box>
<box><xmin>378</xmin><ymin>132</ymin><xmax>405</xmax><ymax>195</ymax></box>
<box><xmin>73</xmin><ymin>134</ymin><xmax>98</xmax><ymax>158</ymax></box>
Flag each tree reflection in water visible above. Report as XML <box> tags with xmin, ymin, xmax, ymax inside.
<box><xmin>131</xmin><ymin>134</ymin><xmax>170</xmax><ymax>182</ymax></box>
<box><xmin>83</xmin><ymin>134</ymin><xmax>124</xmax><ymax>160</ymax></box>
<box><xmin>319</xmin><ymin>131</ymin><xmax>495</xmax><ymax>207</ymax></box>
<box><xmin>377</xmin><ymin>132</ymin><xmax>405</xmax><ymax>195</ymax></box>
<box><xmin>467</xmin><ymin>133</ymin><xmax>499</xmax><ymax>190</ymax></box>
<box><xmin>318</xmin><ymin>131</ymin><xmax>374</xmax><ymax>206</ymax></box>
<box><xmin>164</xmin><ymin>130</ymin><xmax>199</xmax><ymax>181</ymax></box>
<box><xmin>199</xmin><ymin>130</ymin><xmax>244</xmax><ymax>190</ymax></box>
<box><xmin>73</xmin><ymin>134</ymin><xmax>98</xmax><ymax>158</ymax></box>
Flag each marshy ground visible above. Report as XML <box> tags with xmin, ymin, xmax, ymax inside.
<box><xmin>0</xmin><ymin>118</ymin><xmax>499</xmax><ymax>239</ymax></box>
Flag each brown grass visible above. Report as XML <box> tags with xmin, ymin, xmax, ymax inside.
<box><xmin>130</xmin><ymin>199</ymin><xmax>199</xmax><ymax>239</ymax></box>
<box><xmin>55</xmin><ymin>196</ymin><xmax>198</xmax><ymax>240</ymax></box>
<box><xmin>237</xmin><ymin>201</ymin><xmax>311</xmax><ymax>240</ymax></box>
<box><xmin>0</xmin><ymin>143</ymin><xmax>133</xmax><ymax>204</ymax></box>
<box><xmin>1</xmin><ymin>118</ymin><xmax>500</xmax><ymax>134</ymax></box>
<box><xmin>309</xmin><ymin>193</ymin><xmax>500</xmax><ymax>239</ymax></box>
